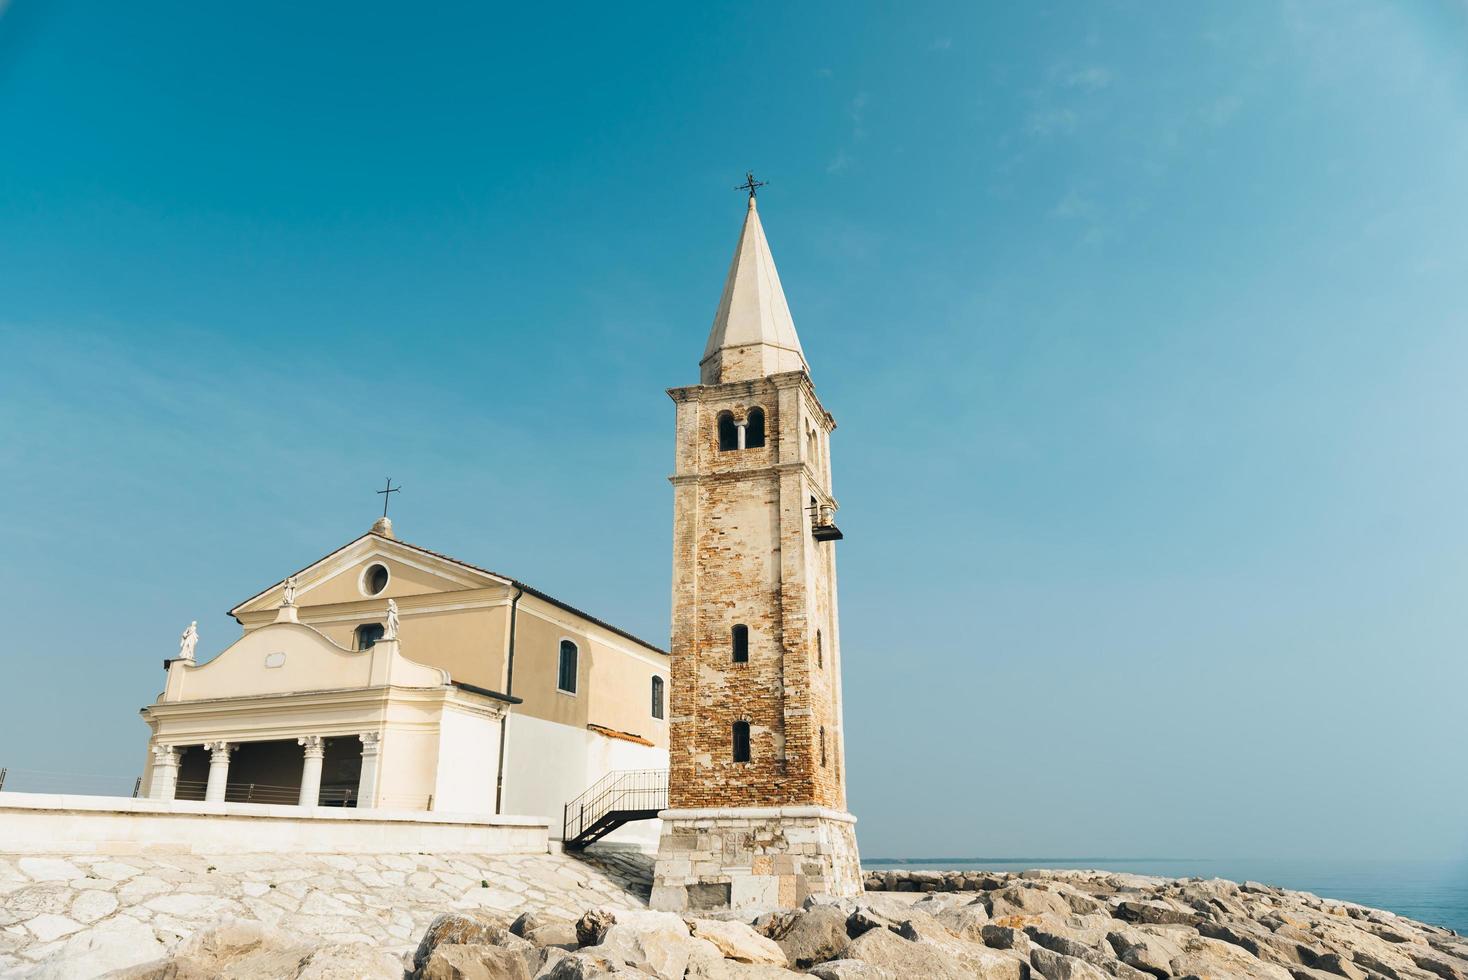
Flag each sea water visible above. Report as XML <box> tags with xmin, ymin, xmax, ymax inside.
<box><xmin>861</xmin><ymin>858</ymin><xmax>1468</xmax><ymax>935</ymax></box>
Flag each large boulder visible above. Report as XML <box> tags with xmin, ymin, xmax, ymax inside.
<box><xmin>896</xmin><ymin>916</ymin><xmax>1026</xmax><ymax>980</ymax></box>
<box><xmin>807</xmin><ymin>960</ymin><xmax>896</xmax><ymax>980</ymax></box>
<box><xmin>419</xmin><ymin>943</ymin><xmax>533</xmax><ymax>980</ymax></box>
<box><xmin>842</xmin><ymin>925</ymin><xmax>969</xmax><ymax>980</ymax></box>
<box><xmin>1167</xmin><ymin>934</ymin><xmax>1295</xmax><ymax>980</ymax></box>
<box><xmin>584</xmin><ymin>909</ymin><xmax>723</xmax><ymax>979</ymax></box>
<box><xmin>414</xmin><ymin>911</ymin><xmax>521</xmax><ymax>975</ymax></box>
<box><xmin>682</xmin><ymin>950</ymin><xmax>801</xmax><ymax>978</ymax></box>
<box><xmin>982</xmin><ymin>885</ymin><xmax>1075</xmax><ymax>921</ymax></box>
<box><xmin>1029</xmin><ymin>946</ymin><xmax>1111</xmax><ymax>980</ymax></box>
<box><xmin>767</xmin><ymin>905</ymin><xmax>851</xmax><ymax>969</ymax></box>
<box><xmin>541</xmin><ymin>951</ymin><xmax>659</xmax><ymax>978</ymax></box>
<box><xmin>511</xmin><ymin>910</ymin><xmax>579</xmax><ymax>949</ymax></box>
<box><xmin>106</xmin><ymin>919</ymin><xmax>402</xmax><ymax>980</ymax></box>
<box><xmin>934</xmin><ymin>905</ymin><xmax>991</xmax><ymax>943</ymax></box>
<box><xmin>685</xmin><ymin>918</ymin><xmax>787</xmax><ymax>965</ymax></box>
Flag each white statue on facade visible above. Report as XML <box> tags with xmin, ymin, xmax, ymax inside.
<box><xmin>385</xmin><ymin>599</ymin><xmax>399</xmax><ymax>641</ymax></box>
<box><xmin>179</xmin><ymin>621</ymin><xmax>198</xmax><ymax>662</ymax></box>
<box><xmin>282</xmin><ymin>575</ymin><xmax>297</xmax><ymax>607</ymax></box>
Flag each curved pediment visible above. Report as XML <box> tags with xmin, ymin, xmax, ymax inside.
<box><xmin>161</xmin><ymin>621</ymin><xmax>448</xmax><ymax>703</ymax></box>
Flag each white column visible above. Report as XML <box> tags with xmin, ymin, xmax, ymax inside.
<box><xmin>148</xmin><ymin>745</ymin><xmax>180</xmax><ymax>801</ymax></box>
<box><xmin>204</xmin><ymin>741</ymin><xmax>233</xmax><ymax>803</ymax></box>
<box><xmin>357</xmin><ymin>732</ymin><xmax>381</xmax><ymax>808</ymax></box>
<box><xmin>737</xmin><ymin>422</ymin><xmax>747</xmax><ymax>450</ymax></box>
<box><xmin>297</xmin><ymin>736</ymin><xmax>325</xmax><ymax>807</ymax></box>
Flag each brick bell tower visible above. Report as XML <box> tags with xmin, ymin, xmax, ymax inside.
<box><xmin>650</xmin><ymin>184</ymin><xmax>862</xmax><ymax>913</ymax></box>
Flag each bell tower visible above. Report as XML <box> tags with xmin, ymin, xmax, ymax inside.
<box><xmin>651</xmin><ymin>187</ymin><xmax>862</xmax><ymax>913</ymax></box>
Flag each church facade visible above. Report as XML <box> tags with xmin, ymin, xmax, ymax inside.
<box><xmin>139</xmin><ymin>518</ymin><xmax>669</xmax><ymax>845</ymax></box>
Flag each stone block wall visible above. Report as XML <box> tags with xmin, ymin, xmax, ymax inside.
<box><xmin>650</xmin><ymin>806</ymin><xmax>862</xmax><ymax>913</ymax></box>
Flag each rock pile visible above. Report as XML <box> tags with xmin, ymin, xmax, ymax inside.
<box><xmin>105</xmin><ymin>869</ymin><xmax>1468</xmax><ymax>979</ymax></box>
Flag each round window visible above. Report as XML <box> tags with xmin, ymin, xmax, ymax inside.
<box><xmin>363</xmin><ymin>563</ymin><xmax>390</xmax><ymax>596</ymax></box>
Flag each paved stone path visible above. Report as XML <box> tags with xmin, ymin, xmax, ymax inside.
<box><xmin>0</xmin><ymin>847</ymin><xmax>654</xmax><ymax>979</ymax></box>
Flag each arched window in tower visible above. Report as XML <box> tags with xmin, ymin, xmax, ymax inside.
<box><xmin>732</xmin><ymin>721</ymin><xmax>751</xmax><ymax>763</ymax></box>
<box><xmin>731</xmin><ymin>624</ymin><xmax>749</xmax><ymax>663</ymax></box>
<box><xmin>557</xmin><ymin>640</ymin><xmax>578</xmax><ymax>694</ymax></box>
<box><xmin>355</xmin><ymin>623</ymin><xmax>385</xmax><ymax>651</ymax></box>
<box><xmin>820</xmin><ymin>726</ymin><xmax>827</xmax><ymax>767</ymax></box>
<box><xmin>816</xmin><ymin>629</ymin><xmax>823</xmax><ymax>669</ymax></box>
<box><xmin>651</xmin><ymin>675</ymin><xmax>665</xmax><ymax>719</ymax></box>
<box><xmin>717</xmin><ymin>411</ymin><xmax>739</xmax><ymax>452</ymax></box>
<box><xmin>745</xmin><ymin>407</ymin><xmax>766</xmax><ymax>449</ymax></box>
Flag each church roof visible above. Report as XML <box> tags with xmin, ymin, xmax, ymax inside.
<box><xmin>700</xmin><ymin>195</ymin><xmax>809</xmax><ymax>383</ymax></box>
<box><xmin>229</xmin><ymin>531</ymin><xmax>668</xmax><ymax>657</ymax></box>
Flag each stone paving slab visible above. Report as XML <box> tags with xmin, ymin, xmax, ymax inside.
<box><xmin>0</xmin><ymin>846</ymin><xmax>652</xmax><ymax>979</ymax></box>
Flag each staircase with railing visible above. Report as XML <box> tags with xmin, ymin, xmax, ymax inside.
<box><xmin>561</xmin><ymin>768</ymin><xmax>668</xmax><ymax>851</ymax></box>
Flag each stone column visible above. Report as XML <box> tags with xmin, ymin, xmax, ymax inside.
<box><xmin>204</xmin><ymin>741</ymin><xmax>234</xmax><ymax>803</ymax></box>
<box><xmin>148</xmin><ymin>745</ymin><xmax>180</xmax><ymax>801</ymax></box>
<box><xmin>357</xmin><ymin>732</ymin><xmax>381</xmax><ymax>808</ymax></box>
<box><xmin>297</xmin><ymin>736</ymin><xmax>325</xmax><ymax>807</ymax></box>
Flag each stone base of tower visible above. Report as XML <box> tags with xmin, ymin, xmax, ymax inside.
<box><xmin>649</xmin><ymin>806</ymin><xmax>862</xmax><ymax>913</ymax></box>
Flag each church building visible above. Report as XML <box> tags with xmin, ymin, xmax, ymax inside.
<box><xmin>139</xmin><ymin>516</ymin><xmax>669</xmax><ymax>846</ymax></box>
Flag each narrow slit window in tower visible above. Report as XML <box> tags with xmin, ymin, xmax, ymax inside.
<box><xmin>816</xmin><ymin>629</ymin><xmax>823</xmax><ymax>668</ymax></box>
<box><xmin>820</xmin><ymin>727</ymin><xmax>827</xmax><ymax>767</ymax></box>
<box><xmin>731</xmin><ymin>624</ymin><xmax>749</xmax><ymax>663</ymax></box>
<box><xmin>732</xmin><ymin>721</ymin><xmax>751</xmax><ymax>763</ymax></box>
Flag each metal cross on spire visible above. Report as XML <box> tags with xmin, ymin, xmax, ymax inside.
<box><xmin>376</xmin><ymin>478</ymin><xmax>401</xmax><ymax>518</ymax></box>
<box><xmin>735</xmin><ymin>171</ymin><xmax>766</xmax><ymax>199</ymax></box>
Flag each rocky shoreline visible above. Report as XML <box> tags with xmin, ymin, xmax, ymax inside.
<box><xmin>105</xmin><ymin>868</ymin><xmax>1467</xmax><ymax>979</ymax></box>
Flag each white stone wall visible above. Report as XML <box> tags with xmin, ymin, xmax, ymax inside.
<box><xmin>650</xmin><ymin>806</ymin><xmax>862</xmax><ymax>913</ymax></box>
<box><xmin>432</xmin><ymin>703</ymin><xmax>502</xmax><ymax>814</ymax></box>
<box><xmin>501</xmin><ymin>714</ymin><xmax>667</xmax><ymax>848</ymax></box>
<box><xmin>0</xmin><ymin>794</ymin><xmax>548</xmax><ymax>856</ymax></box>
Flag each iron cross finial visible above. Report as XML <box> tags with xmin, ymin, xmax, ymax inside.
<box><xmin>377</xmin><ymin>477</ymin><xmax>401</xmax><ymax>518</ymax></box>
<box><xmin>735</xmin><ymin>171</ymin><xmax>766</xmax><ymax>198</ymax></box>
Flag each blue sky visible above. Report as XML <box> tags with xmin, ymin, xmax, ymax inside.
<box><xmin>2</xmin><ymin>1</ymin><xmax>1466</xmax><ymax>860</ymax></box>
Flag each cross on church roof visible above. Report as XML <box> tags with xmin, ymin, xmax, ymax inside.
<box><xmin>376</xmin><ymin>478</ymin><xmax>401</xmax><ymax>518</ymax></box>
<box><xmin>735</xmin><ymin>171</ymin><xmax>766</xmax><ymax>199</ymax></box>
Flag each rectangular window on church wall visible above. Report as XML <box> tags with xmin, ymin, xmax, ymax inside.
<box><xmin>558</xmin><ymin>640</ymin><xmax>578</xmax><ymax>694</ymax></box>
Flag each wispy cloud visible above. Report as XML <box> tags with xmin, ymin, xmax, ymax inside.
<box><xmin>1063</xmin><ymin>66</ymin><xmax>1112</xmax><ymax>90</ymax></box>
<box><xmin>828</xmin><ymin>91</ymin><xmax>869</xmax><ymax>175</ymax></box>
<box><xmin>930</xmin><ymin>37</ymin><xmax>952</xmax><ymax>51</ymax></box>
<box><xmin>1026</xmin><ymin>107</ymin><xmax>1079</xmax><ymax>137</ymax></box>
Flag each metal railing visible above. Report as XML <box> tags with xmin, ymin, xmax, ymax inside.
<box><xmin>562</xmin><ymin>768</ymin><xmax>668</xmax><ymax>843</ymax></box>
<box><xmin>0</xmin><ymin>767</ymin><xmax>142</xmax><ymax>798</ymax></box>
<box><xmin>174</xmin><ymin>780</ymin><xmax>360</xmax><ymax>806</ymax></box>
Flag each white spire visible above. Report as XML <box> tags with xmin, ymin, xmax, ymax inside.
<box><xmin>700</xmin><ymin>195</ymin><xmax>809</xmax><ymax>385</ymax></box>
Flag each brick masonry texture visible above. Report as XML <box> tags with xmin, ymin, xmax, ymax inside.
<box><xmin>665</xmin><ymin>371</ymin><xmax>848</xmax><ymax>811</ymax></box>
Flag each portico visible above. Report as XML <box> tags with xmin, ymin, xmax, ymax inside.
<box><xmin>140</xmin><ymin>603</ymin><xmax>516</xmax><ymax>814</ymax></box>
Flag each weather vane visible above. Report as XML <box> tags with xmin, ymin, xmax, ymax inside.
<box><xmin>376</xmin><ymin>477</ymin><xmax>401</xmax><ymax>518</ymax></box>
<box><xmin>735</xmin><ymin>171</ymin><xmax>766</xmax><ymax>198</ymax></box>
